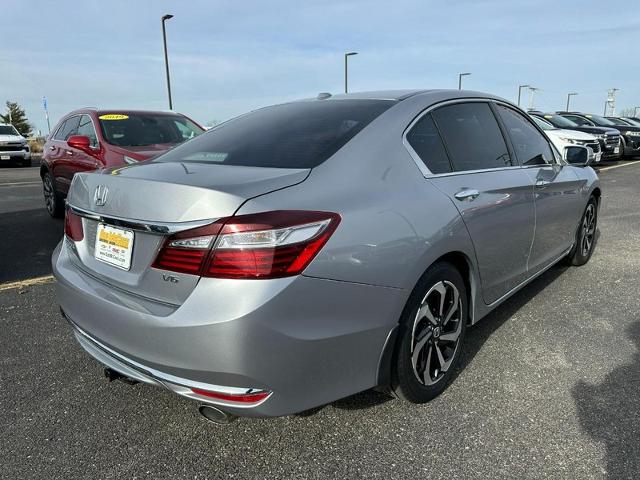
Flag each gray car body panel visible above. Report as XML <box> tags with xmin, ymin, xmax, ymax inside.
<box><xmin>53</xmin><ymin>89</ymin><xmax>600</xmax><ymax>417</ymax></box>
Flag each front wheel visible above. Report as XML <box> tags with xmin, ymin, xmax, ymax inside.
<box><xmin>566</xmin><ymin>196</ymin><xmax>598</xmax><ymax>266</ymax></box>
<box><xmin>392</xmin><ymin>262</ymin><xmax>468</xmax><ymax>403</ymax></box>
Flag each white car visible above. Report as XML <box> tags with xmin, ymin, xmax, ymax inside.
<box><xmin>0</xmin><ymin>123</ymin><xmax>31</xmax><ymax>167</ymax></box>
<box><xmin>531</xmin><ymin>116</ymin><xmax>601</xmax><ymax>164</ymax></box>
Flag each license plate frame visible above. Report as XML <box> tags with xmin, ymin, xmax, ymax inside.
<box><xmin>94</xmin><ymin>224</ymin><xmax>135</xmax><ymax>271</ymax></box>
<box><xmin>0</xmin><ymin>155</ymin><xmax>10</xmax><ymax>160</ymax></box>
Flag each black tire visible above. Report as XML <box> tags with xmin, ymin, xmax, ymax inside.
<box><xmin>42</xmin><ymin>171</ymin><xmax>64</xmax><ymax>218</ymax></box>
<box><xmin>392</xmin><ymin>262</ymin><xmax>468</xmax><ymax>403</ymax></box>
<box><xmin>566</xmin><ymin>196</ymin><xmax>598</xmax><ymax>266</ymax></box>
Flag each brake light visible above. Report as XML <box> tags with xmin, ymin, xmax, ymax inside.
<box><xmin>152</xmin><ymin>211</ymin><xmax>340</xmax><ymax>279</ymax></box>
<box><xmin>64</xmin><ymin>210</ymin><xmax>84</xmax><ymax>241</ymax></box>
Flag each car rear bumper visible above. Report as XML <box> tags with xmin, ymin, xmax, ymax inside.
<box><xmin>53</xmin><ymin>241</ymin><xmax>406</xmax><ymax>417</ymax></box>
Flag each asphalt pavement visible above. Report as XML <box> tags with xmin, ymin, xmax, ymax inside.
<box><xmin>0</xmin><ymin>162</ymin><xmax>638</xmax><ymax>479</ymax></box>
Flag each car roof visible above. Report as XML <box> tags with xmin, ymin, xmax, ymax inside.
<box><xmin>323</xmin><ymin>89</ymin><xmax>510</xmax><ymax>103</ymax></box>
<box><xmin>65</xmin><ymin>108</ymin><xmax>184</xmax><ymax>116</ymax></box>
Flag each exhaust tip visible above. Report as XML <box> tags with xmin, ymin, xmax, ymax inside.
<box><xmin>198</xmin><ymin>405</ymin><xmax>237</xmax><ymax>425</ymax></box>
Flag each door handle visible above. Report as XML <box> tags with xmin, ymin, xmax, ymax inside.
<box><xmin>454</xmin><ymin>189</ymin><xmax>480</xmax><ymax>201</ymax></box>
<box><xmin>535</xmin><ymin>179</ymin><xmax>551</xmax><ymax>188</ymax></box>
<box><xmin>49</xmin><ymin>146</ymin><xmax>55</xmax><ymax>151</ymax></box>
<box><xmin>65</xmin><ymin>150</ymin><xmax>73</xmax><ymax>156</ymax></box>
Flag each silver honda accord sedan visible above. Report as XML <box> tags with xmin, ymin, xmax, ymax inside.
<box><xmin>53</xmin><ymin>89</ymin><xmax>600</xmax><ymax>422</ymax></box>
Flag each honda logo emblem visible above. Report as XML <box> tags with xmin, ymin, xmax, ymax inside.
<box><xmin>93</xmin><ymin>185</ymin><xmax>109</xmax><ymax>207</ymax></box>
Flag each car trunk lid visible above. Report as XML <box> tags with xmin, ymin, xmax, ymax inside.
<box><xmin>65</xmin><ymin>161</ymin><xmax>309</xmax><ymax>305</ymax></box>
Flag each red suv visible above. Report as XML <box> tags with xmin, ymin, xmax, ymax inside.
<box><xmin>41</xmin><ymin>109</ymin><xmax>204</xmax><ymax>217</ymax></box>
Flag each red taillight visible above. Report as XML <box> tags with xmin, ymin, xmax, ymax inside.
<box><xmin>190</xmin><ymin>388</ymin><xmax>271</xmax><ymax>404</ymax></box>
<box><xmin>152</xmin><ymin>210</ymin><xmax>340</xmax><ymax>279</ymax></box>
<box><xmin>64</xmin><ymin>210</ymin><xmax>84</xmax><ymax>241</ymax></box>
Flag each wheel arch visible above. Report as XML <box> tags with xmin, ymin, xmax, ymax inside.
<box><xmin>375</xmin><ymin>250</ymin><xmax>478</xmax><ymax>388</ymax></box>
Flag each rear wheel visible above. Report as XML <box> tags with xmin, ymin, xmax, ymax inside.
<box><xmin>566</xmin><ymin>196</ymin><xmax>598</xmax><ymax>266</ymax></box>
<box><xmin>43</xmin><ymin>172</ymin><xmax>64</xmax><ymax>218</ymax></box>
<box><xmin>392</xmin><ymin>262</ymin><xmax>467</xmax><ymax>403</ymax></box>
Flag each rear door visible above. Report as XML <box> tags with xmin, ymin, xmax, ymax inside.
<box><xmin>406</xmin><ymin>101</ymin><xmax>535</xmax><ymax>305</ymax></box>
<box><xmin>495</xmin><ymin>104</ymin><xmax>585</xmax><ymax>273</ymax></box>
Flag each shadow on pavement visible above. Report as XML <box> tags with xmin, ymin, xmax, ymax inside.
<box><xmin>0</xmin><ymin>208</ymin><xmax>63</xmax><ymax>283</ymax></box>
<box><xmin>572</xmin><ymin>322</ymin><xmax>640</xmax><ymax>479</ymax></box>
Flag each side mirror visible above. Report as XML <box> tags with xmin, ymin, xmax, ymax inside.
<box><xmin>563</xmin><ymin>145</ymin><xmax>591</xmax><ymax>166</ymax></box>
<box><xmin>67</xmin><ymin>135</ymin><xmax>92</xmax><ymax>152</ymax></box>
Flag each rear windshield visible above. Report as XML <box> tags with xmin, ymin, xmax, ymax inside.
<box><xmin>154</xmin><ymin>99</ymin><xmax>396</xmax><ymax>169</ymax></box>
<box><xmin>98</xmin><ymin>113</ymin><xmax>203</xmax><ymax>147</ymax></box>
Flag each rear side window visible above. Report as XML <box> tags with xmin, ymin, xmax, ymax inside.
<box><xmin>406</xmin><ymin>113</ymin><xmax>452</xmax><ymax>174</ymax></box>
<box><xmin>155</xmin><ymin>100</ymin><xmax>396</xmax><ymax>169</ymax></box>
<box><xmin>433</xmin><ymin>103</ymin><xmax>511</xmax><ymax>172</ymax></box>
<box><xmin>496</xmin><ymin>105</ymin><xmax>554</xmax><ymax>166</ymax></box>
<box><xmin>54</xmin><ymin>116</ymin><xmax>80</xmax><ymax>141</ymax></box>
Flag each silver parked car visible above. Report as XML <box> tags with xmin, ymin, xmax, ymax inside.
<box><xmin>53</xmin><ymin>90</ymin><xmax>600</xmax><ymax>423</ymax></box>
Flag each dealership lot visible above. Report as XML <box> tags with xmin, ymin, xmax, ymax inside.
<box><xmin>0</xmin><ymin>163</ymin><xmax>638</xmax><ymax>479</ymax></box>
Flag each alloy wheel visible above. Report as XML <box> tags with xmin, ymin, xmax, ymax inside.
<box><xmin>410</xmin><ymin>280</ymin><xmax>463</xmax><ymax>386</ymax></box>
<box><xmin>43</xmin><ymin>175</ymin><xmax>56</xmax><ymax>215</ymax></box>
<box><xmin>581</xmin><ymin>203</ymin><xmax>596</xmax><ymax>256</ymax></box>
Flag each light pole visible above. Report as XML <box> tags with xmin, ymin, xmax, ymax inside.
<box><xmin>162</xmin><ymin>14</ymin><xmax>174</xmax><ymax>110</ymax></box>
<box><xmin>344</xmin><ymin>52</ymin><xmax>358</xmax><ymax>94</ymax></box>
<box><xmin>566</xmin><ymin>92</ymin><xmax>578</xmax><ymax>111</ymax></box>
<box><xmin>528</xmin><ymin>87</ymin><xmax>539</xmax><ymax>111</ymax></box>
<box><xmin>517</xmin><ymin>84</ymin><xmax>530</xmax><ymax>107</ymax></box>
<box><xmin>458</xmin><ymin>72</ymin><xmax>471</xmax><ymax>90</ymax></box>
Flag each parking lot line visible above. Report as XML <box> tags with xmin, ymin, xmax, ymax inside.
<box><xmin>597</xmin><ymin>160</ymin><xmax>640</xmax><ymax>171</ymax></box>
<box><xmin>0</xmin><ymin>275</ymin><xmax>55</xmax><ymax>292</ymax></box>
<box><xmin>0</xmin><ymin>181</ymin><xmax>41</xmax><ymax>187</ymax></box>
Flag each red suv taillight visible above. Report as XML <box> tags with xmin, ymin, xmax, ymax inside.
<box><xmin>64</xmin><ymin>210</ymin><xmax>84</xmax><ymax>241</ymax></box>
<box><xmin>152</xmin><ymin>210</ymin><xmax>340</xmax><ymax>279</ymax></box>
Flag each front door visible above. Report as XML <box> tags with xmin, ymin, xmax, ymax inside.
<box><xmin>494</xmin><ymin>104</ymin><xmax>585</xmax><ymax>274</ymax></box>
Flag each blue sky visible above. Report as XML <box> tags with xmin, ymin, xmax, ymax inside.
<box><xmin>2</xmin><ymin>0</ymin><xmax>639</xmax><ymax>134</ymax></box>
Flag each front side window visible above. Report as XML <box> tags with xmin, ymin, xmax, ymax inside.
<box><xmin>54</xmin><ymin>116</ymin><xmax>80</xmax><ymax>141</ymax></box>
<box><xmin>496</xmin><ymin>105</ymin><xmax>554</xmax><ymax>166</ymax></box>
<box><xmin>432</xmin><ymin>102</ymin><xmax>511</xmax><ymax>172</ymax></box>
<box><xmin>77</xmin><ymin>115</ymin><xmax>99</xmax><ymax>147</ymax></box>
<box><xmin>406</xmin><ymin>113</ymin><xmax>452</xmax><ymax>174</ymax></box>
<box><xmin>155</xmin><ymin>100</ymin><xmax>395</xmax><ymax>169</ymax></box>
<box><xmin>99</xmin><ymin>113</ymin><xmax>203</xmax><ymax>147</ymax></box>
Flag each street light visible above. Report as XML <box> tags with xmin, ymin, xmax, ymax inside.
<box><xmin>344</xmin><ymin>52</ymin><xmax>358</xmax><ymax>94</ymax></box>
<box><xmin>458</xmin><ymin>72</ymin><xmax>471</xmax><ymax>90</ymax></box>
<box><xmin>528</xmin><ymin>87</ymin><xmax>539</xmax><ymax>111</ymax></box>
<box><xmin>161</xmin><ymin>14</ymin><xmax>174</xmax><ymax>110</ymax></box>
<box><xmin>517</xmin><ymin>84</ymin><xmax>530</xmax><ymax>107</ymax></box>
<box><xmin>566</xmin><ymin>92</ymin><xmax>578</xmax><ymax>111</ymax></box>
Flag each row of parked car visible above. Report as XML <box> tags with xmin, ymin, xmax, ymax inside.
<box><xmin>2</xmin><ymin>100</ymin><xmax>637</xmax><ymax>221</ymax></box>
<box><xmin>527</xmin><ymin>110</ymin><xmax>640</xmax><ymax>163</ymax></box>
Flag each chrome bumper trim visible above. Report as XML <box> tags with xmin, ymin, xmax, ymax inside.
<box><xmin>64</xmin><ymin>312</ymin><xmax>271</xmax><ymax>409</ymax></box>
